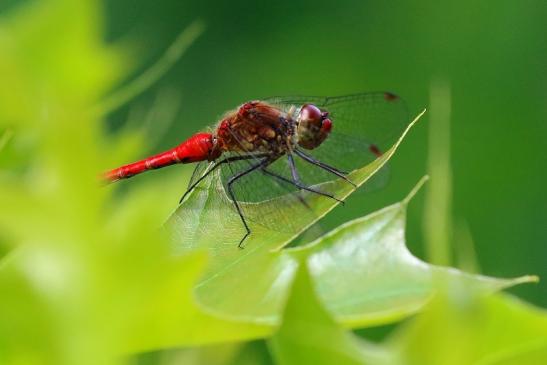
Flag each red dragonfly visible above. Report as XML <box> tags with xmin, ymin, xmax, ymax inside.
<box><xmin>104</xmin><ymin>92</ymin><xmax>407</xmax><ymax>247</ymax></box>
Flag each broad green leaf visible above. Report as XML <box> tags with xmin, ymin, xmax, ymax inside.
<box><xmin>118</xmin><ymin>253</ymin><xmax>271</xmax><ymax>353</ymax></box>
<box><xmin>387</xmin><ymin>293</ymin><xmax>547</xmax><ymax>365</ymax></box>
<box><xmin>0</xmin><ymin>178</ymin><xmax>272</xmax><ymax>359</ymax></box>
<box><xmin>0</xmin><ymin>202</ymin><xmax>270</xmax><ymax>360</ymax></box>
<box><xmin>287</xmin><ymin>178</ymin><xmax>537</xmax><ymax>327</ymax></box>
<box><xmin>169</xmin><ymin>109</ymin><xmax>534</xmax><ymax>326</ymax></box>
<box><xmin>269</xmin><ymin>263</ymin><xmax>391</xmax><ymax>365</ymax></box>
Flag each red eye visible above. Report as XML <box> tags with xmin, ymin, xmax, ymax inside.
<box><xmin>321</xmin><ymin>118</ymin><xmax>332</xmax><ymax>133</ymax></box>
<box><xmin>300</xmin><ymin>104</ymin><xmax>322</xmax><ymax>124</ymax></box>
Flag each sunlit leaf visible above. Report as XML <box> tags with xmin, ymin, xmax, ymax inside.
<box><xmin>387</xmin><ymin>293</ymin><xmax>547</xmax><ymax>365</ymax></box>
<box><xmin>270</xmin><ymin>263</ymin><xmax>391</xmax><ymax>365</ymax></box>
<box><xmin>119</xmin><ymin>252</ymin><xmax>271</xmax><ymax>353</ymax></box>
<box><xmin>288</xmin><ymin>177</ymin><xmax>536</xmax><ymax>327</ymax></box>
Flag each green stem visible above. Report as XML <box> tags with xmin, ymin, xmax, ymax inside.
<box><xmin>424</xmin><ymin>79</ymin><xmax>453</xmax><ymax>266</ymax></box>
<box><xmin>93</xmin><ymin>20</ymin><xmax>205</xmax><ymax>116</ymax></box>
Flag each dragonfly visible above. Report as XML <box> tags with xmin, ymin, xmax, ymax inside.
<box><xmin>104</xmin><ymin>92</ymin><xmax>407</xmax><ymax>247</ymax></box>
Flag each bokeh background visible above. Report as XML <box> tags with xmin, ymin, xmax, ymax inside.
<box><xmin>100</xmin><ymin>0</ymin><xmax>546</xmax><ymax>305</ymax></box>
<box><xmin>0</xmin><ymin>1</ymin><xmax>546</xmax><ymax>364</ymax></box>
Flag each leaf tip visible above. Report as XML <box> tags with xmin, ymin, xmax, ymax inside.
<box><xmin>501</xmin><ymin>274</ymin><xmax>540</xmax><ymax>289</ymax></box>
<box><xmin>393</xmin><ymin>108</ymin><xmax>427</xmax><ymax>150</ymax></box>
<box><xmin>521</xmin><ymin>275</ymin><xmax>540</xmax><ymax>284</ymax></box>
<box><xmin>403</xmin><ymin>175</ymin><xmax>429</xmax><ymax>205</ymax></box>
<box><xmin>409</xmin><ymin>108</ymin><xmax>427</xmax><ymax>127</ymax></box>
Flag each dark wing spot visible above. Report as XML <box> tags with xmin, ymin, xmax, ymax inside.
<box><xmin>384</xmin><ymin>92</ymin><xmax>398</xmax><ymax>101</ymax></box>
<box><xmin>369</xmin><ymin>144</ymin><xmax>382</xmax><ymax>157</ymax></box>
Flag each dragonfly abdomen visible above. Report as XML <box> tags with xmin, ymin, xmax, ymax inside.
<box><xmin>103</xmin><ymin>132</ymin><xmax>216</xmax><ymax>182</ymax></box>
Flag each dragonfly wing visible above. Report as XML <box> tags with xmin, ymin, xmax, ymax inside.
<box><xmin>184</xmin><ymin>150</ymin><xmax>320</xmax><ymax>235</ymax></box>
<box><xmin>264</xmin><ymin>92</ymin><xmax>408</xmax><ymax>149</ymax></box>
<box><xmin>188</xmin><ymin>160</ymin><xmax>211</xmax><ymax>189</ymax></box>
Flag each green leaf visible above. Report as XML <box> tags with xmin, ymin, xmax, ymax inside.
<box><xmin>169</xmin><ymin>109</ymin><xmax>535</xmax><ymax>327</ymax></box>
<box><xmin>387</xmin><ymin>293</ymin><xmax>547</xmax><ymax>365</ymax></box>
<box><xmin>269</xmin><ymin>263</ymin><xmax>390</xmax><ymax>365</ymax></box>
<box><xmin>0</xmin><ymin>220</ymin><xmax>270</xmax><ymax>358</ymax></box>
<box><xmin>287</xmin><ymin>177</ymin><xmax>537</xmax><ymax>328</ymax></box>
<box><xmin>0</xmin><ymin>128</ymin><xmax>12</xmax><ymax>152</ymax></box>
<box><xmin>120</xmin><ymin>252</ymin><xmax>271</xmax><ymax>353</ymax></box>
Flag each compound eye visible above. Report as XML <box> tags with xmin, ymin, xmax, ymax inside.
<box><xmin>300</xmin><ymin>104</ymin><xmax>323</xmax><ymax>125</ymax></box>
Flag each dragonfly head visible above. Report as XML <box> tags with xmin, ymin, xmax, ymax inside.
<box><xmin>296</xmin><ymin>104</ymin><xmax>332</xmax><ymax>150</ymax></box>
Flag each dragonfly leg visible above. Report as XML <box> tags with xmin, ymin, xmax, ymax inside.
<box><xmin>286</xmin><ymin>154</ymin><xmax>301</xmax><ymax>185</ymax></box>
<box><xmin>179</xmin><ymin>153</ymin><xmax>269</xmax><ymax>203</ymax></box>
<box><xmin>262</xmin><ymin>163</ymin><xmax>344</xmax><ymax>204</ymax></box>
<box><xmin>227</xmin><ymin>157</ymin><xmax>272</xmax><ymax>248</ymax></box>
<box><xmin>286</xmin><ymin>154</ymin><xmax>309</xmax><ymax>206</ymax></box>
<box><xmin>294</xmin><ymin>149</ymin><xmax>357</xmax><ymax>188</ymax></box>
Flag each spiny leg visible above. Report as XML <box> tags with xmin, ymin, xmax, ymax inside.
<box><xmin>287</xmin><ymin>154</ymin><xmax>300</xmax><ymax>184</ymax></box>
<box><xmin>294</xmin><ymin>149</ymin><xmax>356</xmax><ymax>187</ymax></box>
<box><xmin>227</xmin><ymin>157</ymin><xmax>272</xmax><ymax>248</ymax></box>
<box><xmin>260</xmin><ymin>167</ymin><xmax>309</xmax><ymax>208</ymax></box>
<box><xmin>286</xmin><ymin>154</ymin><xmax>308</xmax><ymax>206</ymax></box>
<box><xmin>258</xmin><ymin>158</ymin><xmax>308</xmax><ymax>208</ymax></box>
<box><xmin>295</xmin><ymin>149</ymin><xmax>348</xmax><ymax>174</ymax></box>
<box><xmin>288</xmin><ymin>153</ymin><xmax>343</xmax><ymax>203</ymax></box>
<box><xmin>179</xmin><ymin>153</ymin><xmax>269</xmax><ymax>203</ymax></box>
<box><xmin>261</xmin><ymin>167</ymin><xmax>344</xmax><ymax>204</ymax></box>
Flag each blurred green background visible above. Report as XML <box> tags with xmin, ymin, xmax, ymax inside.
<box><xmin>1</xmin><ymin>1</ymin><xmax>546</xmax><ymax>364</ymax></box>
<box><xmin>99</xmin><ymin>0</ymin><xmax>546</xmax><ymax>305</ymax></box>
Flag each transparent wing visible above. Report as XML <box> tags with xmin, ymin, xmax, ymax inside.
<box><xmin>185</xmin><ymin>151</ymin><xmax>321</xmax><ymax>234</ymax></box>
<box><xmin>188</xmin><ymin>160</ymin><xmax>210</xmax><ymax>188</ymax></box>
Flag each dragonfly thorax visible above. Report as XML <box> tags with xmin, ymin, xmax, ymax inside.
<box><xmin>211</xmin><ymin>101</ymin><xmax>333</xmax><ymax>159</ymax></box>
<box><xmin>213</xmin><ymin>101</ymin><xmax>295</xmax><ymax>156</ymax></box>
